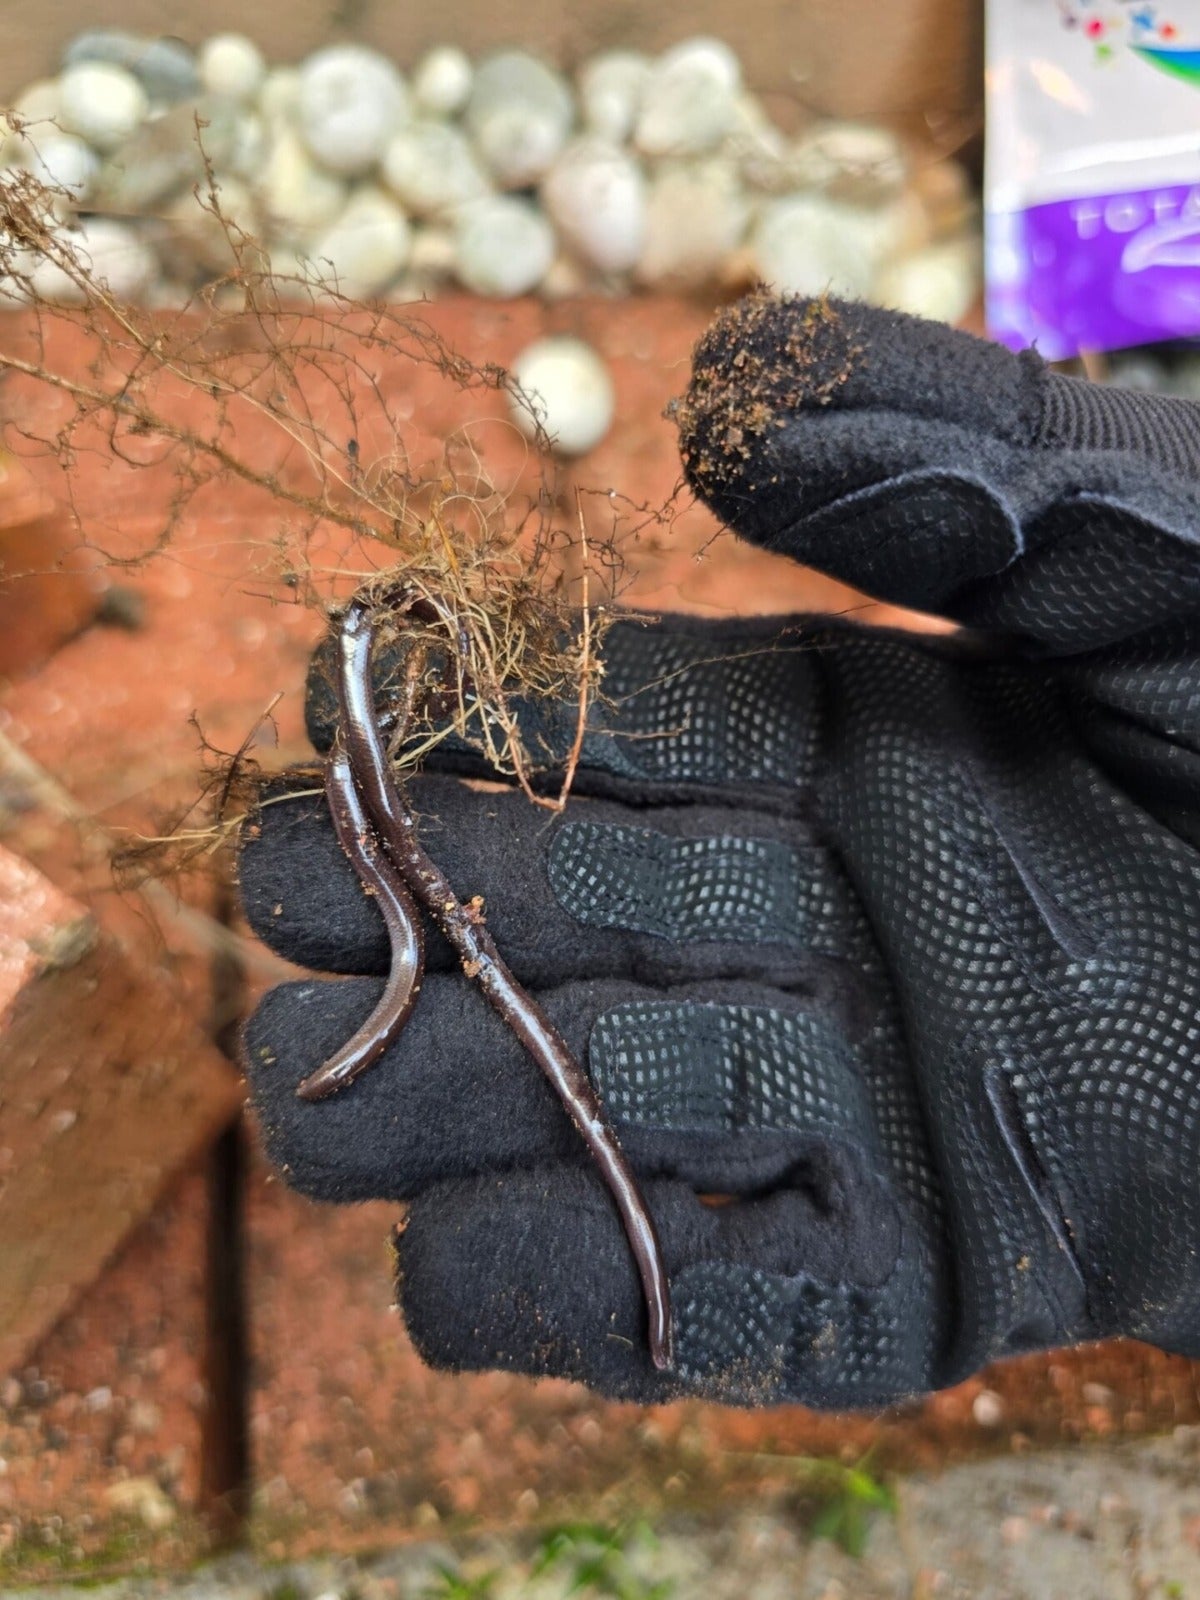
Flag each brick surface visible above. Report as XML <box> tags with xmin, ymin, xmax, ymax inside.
<box><xmin>0</xmin><ymin>1168</ymin><xmax>212</xmax><ymax>1578</ymax></box>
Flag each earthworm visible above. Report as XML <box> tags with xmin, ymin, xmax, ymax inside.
<box><xmin>295</xmin><ymin>741</ymin><xmax>425</xmax><ymax>1101</ymax></box>
<box><xmin>307</xmin><ymin>594</ymin><xmax>675</xmax><ymax>1372</ymax></box>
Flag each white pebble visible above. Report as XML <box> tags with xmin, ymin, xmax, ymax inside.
<box><xmin>255</xmin><ymin>126</ymin><xmax>346</xmax><ymax>244</ymax></box>
<box><xmin>309</xmin><ymin>186</ymin><xmax>411</xmax><ymax>299</ymax></box>
<box><xmin>541</xmin><ymin>137</ymin><xmax>645</xmax><ymax>275</ymax></box>
<box><xmin>382</xmin><ymin>121</ymin><xmax>489</xmax><ymax>218</ymax></box>
<box><xmin>454</xmin><ymin>195</ymin><xmax>554</xmax><ymax>297</ymax></box>
<box><xmin>407</xmin><ymin>224</ymin><xmax>457</xmax><ymax>290</ymax></box>
<box><xmin>789</xmin><ymin>121</ymin><xmax>908</xmax><ymax>201</ymax></box>
<box><xmin>412</xmin><ymin>47</ymin><xmax>473</xmax><ymax>117</ymax></box>
<box><xmin>22</xmin><ymin>132</ymin><xmax>99</xmax><ymax>203</ymax></box>
<box><xmin>873</xmin><ymin>235</ymin><xmax>980</xmax><ymax>325</ymax></box>
<box><xmin>58</xmin><ymin>62</ymin><xmax>148</xmax><ymax>154</ymax></box>
<box><xmin>298</xmin><ymin>44</ymin><xmax>409</xmax><ymax>177</ymax></box>
<box><xmin>164</xmin><ymin>176</ymin><xmax>259</xmax><ymax>274</ymax></box>
<box><xmin>260</xmin><ymin>66</ymin><xmax>301</xmax><ymax>130</ymax></box>
<box><xmin>578</xmin><ymin>50</ymin><xmax>650</xmax><ymax>144</ymax></box>
<box><xmin>635</xmin><ymin>37</ymin><xmax>741</xmax><ymax>158</ymax></box>
<box><xmin>509</xmin><ymin>337</ymin><xmax>614</xmax><ymax>455</ymax></box>
<box><xmin>199</xmin><ymin>34</ymin><xmax>266</xmax><ymax>104</ymax></box>
<box><xmin>752</xmin><ymin>192</ymin><xmax>900</xmax><ymax>299</ymax></box>
<box><xmin>466</xmin><ymin>52</ymin><xmax>573</xmax><ymax>188</ymax></box>
<box><xmin>31</xmin><ymin>217</ymin><xmax>155</xmax><ymax>303</ymax></box>
<box><xmin>1</xmin><ymin>79</ymin><xmax>62</xmax><ymax>165</ymax></box>
<box><xmin>636</xmin><ymin>159</ymin><xmax>749</xmax><ymax>289</ymax></box>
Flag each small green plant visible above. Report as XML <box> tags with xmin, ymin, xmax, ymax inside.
<box><xmin>418</xmin><ymin>1562</ymin><xmax>501</xmax><ymax>1600</ymax></box>
<box><xmin>790</xmin><ymin>1453</ymin><xmax>898</xmax><ymax>1559</ymax></box>
<box><xmin>530</xmin><ymin>1520</ymin><xmax>673</xmax><ymax>1600</ymax></box>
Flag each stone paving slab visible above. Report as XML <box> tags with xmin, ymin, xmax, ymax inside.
<box><xmin>11</xmin><ymin>1431</ymin><xmax>1200</xmax><ymax>1599</ymax></box>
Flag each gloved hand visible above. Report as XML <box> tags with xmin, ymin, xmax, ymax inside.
<box><xmin>239</xmin><ymin>295</ymin><xmax>1200</xmax><ymax>1409</ymax></box>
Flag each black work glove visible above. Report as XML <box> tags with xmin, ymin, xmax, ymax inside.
<box><xmin>240</xmin><ymin>296</ymin><xmax>1200</xmax><ymax>1409</ymax></box>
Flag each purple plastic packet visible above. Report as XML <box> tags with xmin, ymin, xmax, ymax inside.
<box><xmin>986</xmin><ymin>0</ymin><xmax>1200</xmax><ymax>357</ymax></box>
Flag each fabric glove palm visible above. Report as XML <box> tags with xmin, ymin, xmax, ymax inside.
<box><xmin>240</xmin><ymin>296</ymin><xmax>1200</xmax><ymax>1408</ymax></box>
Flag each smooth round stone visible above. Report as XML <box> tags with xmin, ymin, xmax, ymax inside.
<box><xmin>298</xmin><ymin>45</ymin><xmax>409</xmax><ymax>177</ymax></box>
<box><xmin>199</xmin><ymin>34</ymin><xmax>266</xmax><ymax>104</ymax></box>
<box><xmin>752</xmin><ymin>192</ymin><xmax>900</xmax><ymax>299</ymax></box>
<box><xmin>94</xmin><ymin>97</ymin><xmax>239</xmax><ymax>211</ymax></box>
<box><xmin>873</xmin><ymin>235</ymin><xmax>979</xmax><ymax>325</ymax></box>
<box><xmin>541</xmin><ymin>137</ymin><xmax>645</xmax><ymax>275</ymax></box>
<box><xmin>63</xmin><ymin>30</ymin><xmax>199</xmax><ymax>104</ymax></box>
<box><xmin>407</xmin><ymin>224</ymin><xmax>457</xmax><ymax>290</ymax></box>
<box><xmin>453</xmin><ymin>195</ymin><xmax>554</xmax><ymax>297</ymax></box>
<box><xmin>0</xmin><ymin>82</ymin><xmax>61</xmax><ymax>169</ymax></box>
<box><xmin>308</xmin><ymin>186</ymin><xmax>411</xmax><ymax>299</ymax></box>
<box><xmin>228</xmin><ymin>112</ymin><xmax>269</xmax><ymax>181</ymax></box>
<box><xmin>381</xmin><ymin>121</ymin><xmax>489</xmax><ymax>218</ymax></box>
<box><xmin>412</xmin><ymin>46</ymin><xmax>473</xmax><ymax>117</ymax></box>
<box><xmin>58</xmin><ymin>62</ymin><xmax>148</xmax><ymax>154</ymax></box>
<box><xmin>577</xmin><ymin>50</ymin><xmax>650</xmax><ymax>144</ymax></box>
<box><xmin>724</xmin><ymin>93</ymin><xmax>789</xmax><ymax>189</ymax></box>
<box><xmin>255</xmin><ymin>126</ymin><xmax>346</xmax><ymax>244</ymax></box>
<box><xmin>635</xmin><ymin>37</ymin><xmax>741</xmax><ymax>157</ymax></box>
<box><xmin>466</xmin><ymin>52</ymin><xmax>573</xmax><ymax>187</ymax></box>
<box><xmin>163</xmin><ymin>175</ymin><xmax>260</xmax><ymax>275</ymax></box>
<box><xmin>789</xmin><ymin>121</ymin><xmax>908</xmax><ymax>203</ymax></box>
<box><xmin>260</xmin><ymin>67</ymin><xmax>301</xmax><ymax>130</ymax></box>
<box><xmin>636</xmin><ymin>159</ymin><xmax>749</xmax><ymax>289</ymax></box>
<box><xmin>21</xmin><ymin>132</ymin><xmax>99</xmax><ymax>203</ymax></box>
<box><xmin>509</xmin><ymin>336</ymin><xmax>614</xmax><ymax>455</ymax></box>
<box><xmin>30</xmin><ymin>217</ymin><xmax>155</xmax><ymax>304</ymax></box>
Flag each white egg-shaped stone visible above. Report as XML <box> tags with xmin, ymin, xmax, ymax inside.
<box><xmin>164</xmin><ymin>175</ymin><xmax>259</xmax><ymax>275</ymax></box>
<box><xmin>788</xmin><ymin>121</ymin><xmax>908</xmax><ymax>202</ymax></box>
<box><xmin>453</xmin><ymin>195</ymin><xmax>554</xmax><ymax>297</ymax></box>
<box><xmin>2</xmin><ymin>79</ymin><xmax>63</xmax><ymax>164</ymax></box>
<box><xmin>509</xmin><ymin>336</ymin><xmax>614</xmax><ymax>455</ymax></box>
<box><xmin>199</xmin><ymin>34</ymin><xmax>266</xmax><ymax>104</ymax></box>
<box><xmin>31</xmin><ymin>217</ymin><xmax>155</xmax><ymax>304</ymax></box>
<box><xmin>228</xmin><ymin>112</ymin><xmax>268</xmax><ymax>181</ymax></box>
<box><xmin>407</xmin><ymin>223</ymin><xmax>457</xmax><ymax>290</ymax></box>
<box><xmin>381</xmin><ymin>121</ymin><xmax>490</xmax><ymax>218</ymax></box>
<box><xmin>635</xmin><ymin>37</ymin><xmax>741</xmax><ymax>158</ymax></box>
<box><xmin>260</xmin><ymin>67</ymin><xmax>301</xmax><ymax>130</ymax></box>
<box><xmin>578</xmin><ymin>50</ymin><xmax>650</xmax><ymax>144</ymax></box>
<box><xmin>298</xmin><ymin>44</ymin><xmax>409</xmax><ymax>176</ymax></box>
<box><xmin>412</xmin><ymin>46</ymin><xmax>473</xmax><ymax>117</ymax></box>
<box><xmin>541</xmin><ymin>137</ymin><xmax>645</xmax><ymax>275</ymax></box>
<box><xmin>11</xmin><ymin>78</ymin><xmax>63</xmax><ymax>125</ymax></box>
<box><xmin>23</xmin><ymin>132</ymin><xmax>99</xmax><ymax>203</ymax></box>
<box><xmin>308</xmin><ymin>185</ymin><xmax>411</xmax><ymax>299</ymax></box>
<box><xmin>466</xmin><ymin>52</ymin><xmax>573</xmax><ymax>187</ymax></box>
<box><xmin>635</xmin><ymin>158</ymin><xmax>749</xmax><ymax>289</ymax></box>
<box><xmin>752</xmin><ymin>192</ymin><xmax>897</xmax><ymax>299</ymax></box>
<box><xmin>873</xmin><ymin>235</ymin><xmax>980</xmax><ymax>325</ymax></box>
<box><xmin>58</xmin><ymin>62</ymin><xmax>148</xmax><ymax>154</ymax></box>
<box><xmin>255</xmin><ymin>126</ymin><xmax>346</xmax><ymax>245</ymax></box>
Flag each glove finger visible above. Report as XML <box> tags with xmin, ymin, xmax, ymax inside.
<box><xmin>304</xmin><ymin>610</ymin><xmax>830</xmax><ymax>805</ymax></box>
<box><xmin>239</xmin><ymin>774</ymin><xmax>875</xmax><ymax>995</ymax></box>
<box><xmin>397</xmin><ymin>1163</ymin><xmax>942</xmax><ymax>1407</ymax></box>
<box><xmin>243</xmin><ymin>972</ymin><xmax>927</xmax><ymax>1211</ymax></box>
<box><xmin>676</xmin><ymin>293</ymin><xmax>1200</xmax><ymax>652</ymax></box>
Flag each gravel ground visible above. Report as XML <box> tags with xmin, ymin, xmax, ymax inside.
<box><xmin>11</xmin><ymin>1428</ymin><xmax>1200</xmax><ymax>1600</ymax></box>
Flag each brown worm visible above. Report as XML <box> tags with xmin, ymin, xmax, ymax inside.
<box><xmin>305</xmin><ymin>594</ymin><xmax>675</xmax><ymax>1372</ymax></box>
<box><xmin>295</xmin><ymin>741</ymin><xmax>425</xmax><ymax>1101</ymax></box>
